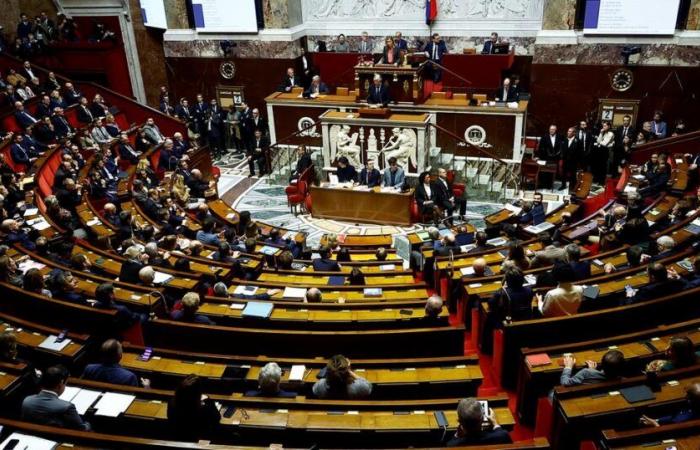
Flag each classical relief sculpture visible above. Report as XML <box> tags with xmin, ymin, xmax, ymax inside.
<box><xmin>380</xmin><ymin>128</ymin><xmax>417</xmax><ymax>170</ymax></box>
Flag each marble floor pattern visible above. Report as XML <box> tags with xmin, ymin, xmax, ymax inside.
<box><xmin>212</xmin><ymin>150</ymin><xmax>575</xmax><ymax>247</ymax></box>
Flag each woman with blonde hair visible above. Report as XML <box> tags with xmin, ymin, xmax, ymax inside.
<box><xmin>171</xmin><ymin>173</ymin><xmax>190</xmax><ymax>205</ymax></box>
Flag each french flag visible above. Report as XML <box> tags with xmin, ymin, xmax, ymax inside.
<box><xmin>426</xmin><ymin>0</ymin><xmax>438</xmax><ymax>25</ymax></box>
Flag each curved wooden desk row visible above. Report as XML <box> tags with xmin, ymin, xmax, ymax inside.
<box><xmin>602</xmin><ymin>418</ymin><xmax>700</xmax><ymax>449</ymax></box>
<box><xmin>551</xmin><ymin>365</ymin><xmax>700</xmax><ymax>449</ymax></box>
<box><xmin>0</xmin><ymin>418</ymin><xmax>551</xmax><ymax>450</ymax></box>
<box><xmin>517</xmin><ymin>316</ymin><xmax>700</xmax><ymax>425</ymax></box>
<box><xmin>0</xmin><ymin>310</ymin><xmax>481</xmax><ymax>399</ymax></box>
<box><xmin>0</xmin><ymin>281</ymin><xmax>465</xmax><ymax>359</ymax></box>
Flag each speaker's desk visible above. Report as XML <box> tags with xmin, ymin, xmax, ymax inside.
<box><xmin>310</xmin><ymin>184</ymin><xmax>414</xmax><ymax>226</ymax></box>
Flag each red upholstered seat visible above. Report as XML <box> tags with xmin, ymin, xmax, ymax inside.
<box><xmin>286</xmin><ymin>180</ymin><xmax>308</xmax><ymax>215</ymax></box>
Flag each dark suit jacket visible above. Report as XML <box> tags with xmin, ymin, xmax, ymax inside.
<box><xmin>336</xmin><ymin>165</ymin><xmax>357</xmax><ymax>183</ymax></box>
<box><xmin>76</xmin><ymin>105</ymin><xmax>94</xmax><ymax>124</ymax></box>
<box><xmin>280</xmin><ymin>75</ymin><xmax>301</xmax><ymax>92</ymax></box>
<box><xmin>447</xmin><ymin>428</ymin><xmax>512</xmax><ymax>446</ymax></box>
<box><xmin>570</xmin><ymin>261</ymin><xmax>592</xmax><ymax>280</ymax></box>
<box><xmin>119</xmin><ymin>260</ymin><xmax>144</xmax><ymax>284</ymax></box>
<box><xmin>293</xmin><ymin>154</ymin><xmax>312</xmax><ymax>177</ymax></box>
<box><xmin>65</xmin><ymin>89</ymin><xmax>82</xmax><ymax>105</ymax></box>
<box><xmin>381</xmin><ymin>46</ymin><xmax>400</xmax><ymax>65</ymax></box>
<box><xmin>561</xmin><ymin>136</ymin><xmax>579</xmax><ymax>168</ymax></box>
<box><xmin>616</xmin><ymin>125</ymin><xmax>636</xmax><ymax>144</ymax></box>
<box><xmin>358</xmin><ymin>168</ymin><xmax>381</xmax><ymax>187</ymax></box>
<box><xmin>10</xmin><ymin>143</ymin><xmax>31</xmax><ymax>165</ymax></box>
<box><xmin>119</xmin><ymin>143</ymin><xmax>140</xmax><ymax>164</ymax></box>
<box><xmin>628</xmin><ymin>279</ymin><xmax>687</xmax><ymax>304</ymax></box>
<box><xmin>482</xmin><ymin>40</ymin><xmax>497</xmax><ymax>54</ymax></box>
<box><xmin>537</xmin><ymin>134</ymin><xmax>563</xmax><ymax>161</ymax></box>
<box><xmin>51</xmin><ymin>115</ymin><xmax>73</xmax><ymax>138</ymax></box>
<box><xmin>36</xmin><ymin>102</ymin><xmax>53</xmax><ymax>119</ymax></box>
<box><xmin>312</xmin><ymin>258</ymin><xmax>341</xmax><ymax>272</ymax></box>
<box><xmin>415</xmin><ymin>183</ymin><xmax>439</xmax><ymax>211</ymax></box>
<box><xmin>433</xmin><ymin>178</ymin><xmax>454</xmax><ymax>209</ymax></box>
<box><xmin>367</xmin><ymin>84</ymin><xmax>390</xmax><ymax>105</ymax></box>
<box><xmin>576</xmin><ymin>128</ymin><xmax>593</xmax><ymax>158</ymax></box>
<box><xmin>494</xmin><ymin>85</ymin><xmax>517</xmax><ymax>102</ymax></box>
<box><xmin>14</xmin><ymin>110</ymin><xmax>38</xmax><ymax>128</ymax></box>
<box><xmin>424</xmin><ymin>41</ymin><xmax>448</xmax><ymax>62</ymax></box>
<box><xmin>83</xmin><ymin>363</ymin><xmax>138</xmax><ymax>386</ymax></box>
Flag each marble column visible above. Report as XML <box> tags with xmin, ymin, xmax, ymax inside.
<box><xmin>541</xmin><ymin>0</ymin><xmax>576</xmax><ymax>30</ymax></box>
<box><xmin>163</xmin><ymin>0</ymin><xmax>190</xmax><ymax>29</ymax></box>
<box><xmin>688</xmin><ymin>0</ymin><xmax>700</xmax><ymax>30</ymax></box>
<box><xmin>264</xmin><ymin>0</ymin><xmax>303</xmax><ymax>28</ymax></box>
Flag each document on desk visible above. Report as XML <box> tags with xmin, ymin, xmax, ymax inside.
<box><xmin>18</xmin><ymin>259</ymin><xmax>46</xmax><ymax>272</ymax></box>
<box><xmin>288</xmin><ymin>364</ymin><xmax>307</xmax><ymax>381</ymax></box>
<box><xmin>38</xmin><ymin>335</ymin><xmax>71</xmax><ymax>352</ymax></box>
<box><xmin>59</xmin><ymin>386</ymin><xmax>81</xmax><ymax>402</ymax></box>
<box><xmin>94</xmin><ymin>392</ymin><xmax>136</xmax><ymax>417</ymax></box>
<box><xmin>233</xmin><ymin>285</ymin><xmax>258</xmax><ymax>296</ymax></box>
<box><xmin>242</xmin><ymin>301</ymin><xmax>274</xmax><ymax>319</ymax></box>
<box><xmin>72</xmin><ymin>389</ymin><xmax>102</xmax><ymax>415</ymax></box>
<box><xmin>283</xmin><ymin>287</ymin><xmax>307</xmax><ymax>300</ymax></box>
<box><xmin>0</xmin><ymin>433</ymin><xmax>57</xmax><ymax>450</ymax></box>
<box><xmin>152</xmin><ymin>271</ymin><xmax>173</xmax><ymax>285</ymax></box>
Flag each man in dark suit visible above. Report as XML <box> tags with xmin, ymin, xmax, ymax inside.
<box><xmin>304</xmin><ymin>75</ymin><xmax>329</xmax><ymax>97</ymax></box>
<box><xmin>279</xmin><ymin>67</ymin><xmax>300</xmax><ymax>93</ymax></box>
<box><xmin>358</xmin><ymin>160</ymin><xmax>381</xmax><ymax>187</ymax></box>
<box><xmin>434</xmin><ymin>234</ymin><xmax>462</xmax><ymax>257</ymax></box>
<box><xmin>206</xmin><ymin>99</ymin><xmax>225</xmax><ymax>157</ymax></box>
<box><xmin>10</xmin><ymin>134</ymin><xmax>36</xmax><ymax>166</ymax></box>
<box><xmin>434</xmin><ymin>167</ymin><xmax>460</xmax><ymax>221</ymax></box>
<box><xmin>248</xmin><ymin>108</ymin><xmax>268</xmax><ymax>136</ymax></box>
<box><xmin>481</xmin><ymin>32</ymin><xmax>500</xmax><ymax>54</ymax></box>
<box><xmin>191</xmin><ymin>94</ymin><xmax>208</xmax><ymax>140</ymax></box>
<box><xmin>119</xmin><ymin>246</ymin><xmax>146</xmax><ymax>284</ymax></box>
<box><xmin>36</xmin><ymin>95</ymin><xmax>53</xmax><ymax>119</ymax></box>
<box><xmin>13</xmin><ymin>101</ymin><xmax>38</xmax><ymax>129</ymax></box>
<box><xmin>616</xmin><ymin>115</ymin><xmax>636</xmax><ymax>145</ymax></box>
<box><xmin>63</xmin><ymin>83</ymin><xmax>82</xmax><ymax>106</ymax></box>
<box><xmin>561</xmin><ymin>126</ymin><xmax>580</xmax><ymax>190</ymax></box>
<box><xmin>565</xmin><ymin>244</ymin><xmax>591</xmax><ymax>280</ymax></box>
<box><xmin>312</xmin><ymin>246</ymin><xmax>341</xmax><ymax>272</ymax></box>
<box><xmin>83</xmin><ymin>339</ymin><xmax>148</xmax><ymax>387</ymax></box>
<box><xmin>247</xmin><ymin>130</ymin><xmax>268</xmax><ymax>177</ymax></box>
<box><xmin>626</xmin><ymin>263</ymin><xmax>687</xmax><ymax>304</ymax></box>
<box><xmin>367</xmin><ymin>74</ymin><xmax>390</xmax><ymax>106</ymax></box>
<box><xmin>537</xmin><ymin>124</ymin><xmax>563</xmax><ymax>163</ymax></box>
<box><xmin>447</xmin><ymin>397</ymin><xmax>512</xmax><ymax>446</ymax></box>
<box><xmin>76</xmin><ymin>97</ymin><xmax>94</xmax><ymax>124</ymax></box>
<box><xmin>20</xmin><ymin>60</ymin><xmax>39</xmax><ymax>84</ymax></box>
<box><xmin>468</xmin><ymin>231</ymin><xmax>495</xmax><ymax>254</ymax></box>
<box><xmin>423</xmin><ymin>33</ymin><xmax>448</xmax><ymax>82</ymax></box>
<box><xmin>21</xmin><ymin>365</ymin><xmax>91</xmax><ymax>430</ymax></box>
<box><xmin>175</xmin><ymin>98</ymin><xmax>192</xmax><ymax>123</ymax></box>
<box><xmin>576</xmin><ymin>120</ymin><xmax>593</xmax><ymax>169</ymax></box>
<box><xmin>118</xmin><ymin>133</ymin><xmax>140</xmax><ymax>164</ymax></box>
<box><xmin>494</xmin><ymin>77</ymin><xmax>517</xmax><ymax>102</ymax></box>
<box><xmin>187</xmin><ymin>169</ymin><xmax>212</xmax><ymax>198</ymax></box>
<box><xmin>394</xmin><ymin>32</ymin><xmax>408</xmax><ymax>51</ymax></box>
<box><xmin>51</xmin><ymin>107</ymin><xmax>74</xmax><ymax>139</ymax></box>
<box><xmin>290</xmin><ymin>146</ymin><xmax>312</xmax><ymax>181</ymax></box>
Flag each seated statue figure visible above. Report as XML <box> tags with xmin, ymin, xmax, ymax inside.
<box><xmin>335</xmin><ymin>125</ymin><xmax>362</xmax><ymax>167</ymax></box>
<box><xmin>381</xmin><ymin>127</ymin><xmax>416</xmax><ymax>170</ymax></box>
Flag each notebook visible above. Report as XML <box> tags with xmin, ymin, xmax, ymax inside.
<box><xmin>525</xmin><ymin>353</ymin><xmax>552</xmax><ymax>368</ymax></box>
<box><xmin>222</xmin><ymin>365</ymin><xmax>250</xmax><ymax>380</ymax></box>
<box><xmin>152</xmin><ymin>271</ymin><xmax>173</xmax><ymax>285</ymax></box>
<box><xmin>684</xmin><ymin>223</ymin><xmax>700</xmax><ymax>235</ymax></box>
<box><xmin>0</xmin><ymin>433</ymin><xmax>57</xmax><ymax>450</ymax></box>
<box><xmin>282</xmin><ymin>287</ymin><xmax>307</xmax><ymax>300</ymax></box>
<box><xmin>242</xmin><ymin>301</ymin><xmax>274</xmax><ymax>319</ymax></box>
<box><xmin>288</xmin><ymin>364</ymin><xmax>307</xmax><ymax>382</ymax></box>
<box><xmin>416</xmin><ymin>231</ymin><xmax>431</xmax><ymax>241</ymax></box>
<box><xmin>94</xmin><ymin>392</ymin><xmax>136</xmax><ymax>417</ymax></box>
<box><xmin>582</xmin><ymin>285</ymin><xmax>600</xmax><ymax>300</ymax></box>
<box><xmin>233</xmin><ymin>285</ymin><xmax>258</xmax><ymax>296</ymax></box>
<box><xmin>620</xmin><ymin>385</ymin><xmax>655</xmax><ymax>404</ymax></box>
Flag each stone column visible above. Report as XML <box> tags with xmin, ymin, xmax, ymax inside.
<box><xmin>688</xmin><ymin>0</ymin><xmax>700</xmax><ymax>30</ymax></box>
<box><xmin>263</xmin><ymin>0</ymin><xmax>303</xmax><ymax>29</ymax></box>
<box><xmin>541</xmin><ymin>0</ymin><xmax>577</xmax><ymax>30</ymax></box>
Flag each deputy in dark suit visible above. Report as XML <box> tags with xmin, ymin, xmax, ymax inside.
<box><xmin>394</xmin><ymin>32</ymin><xmax>408</xmax><ymax>51</ymax></box>
<box><xmin>10</xmin><ymin>134</ymin><xmax>36</xmax><ymax>166</ymax></box>
<box><xmin>304</xmin><ymin>75</ymin><xmax>329</xmax><ymax>97</ymax></box>
<box><xmin>21</xmin><ymin>365</ymin><xmax>91</xmax><ymax>430</ymax></box>
<box><xmin>83</xmin><ymin>339</ymin><xmax>148</xmax><ymax>387</ymax></box>
<box><xmin>191</xmin><ymin>94</ymin><xmax>208</xmax><ymax>140</ymax></box>
<box><xmin>76</xmin><ymin>98</ymin><xmax>95</xmax><ymax>124</ymax></box>
<box><xmin>434</xmin><ymin>167</ymin><xmax>463</xmax><ymax>220</ymax></box>
<box><xmin>494</xmin><ymin>77</ymin><xmax>517</xmax><ymax>102</ymax></box>
<box><xmin>367</xmin><ymin>74</ymin><xmax>391</xmax><ymax>106</ymax></box>
<box><xmin>358</xmin><ymin>160</ymin><xmax>381</xmax><ymax>187</ymax></box>
<box><xmin>380</xmin><ymin>37</ymin><xmax>400</xmax><ymax>65</ymax></box>
<box><xmin>51</xmin><ymin>108</ymin><xmax>74</xmax><ymax>139</ymax></box>
<box><xmin>118</xmin><ymin>134</ymin><xmax>140</xmax><ymax>165</ymax></box>
<box><xmin>64</xmin><ymin>83</ymin><xmax>82</xmax><ymax>106</ymax></box>
<box><xmin>625</xmin><ymin>263</ymin><xmax>687</xmax><ymax>304</ymax></box>
<box><xmin>290</xmin><ymin>145</ymin><xmax>312</xmax><ymax>181</ymax></box>
<box><xmin>616</xmin><ymin>115</ymin><xmax>636</xmax><ymax>144</ymax></box>
<box><xmin>312</xmin><ymin>246</ymin><xmax>341</xmax><ymax>272</ymax></box>
<box><xmin>119</xmin><ymin>246</ymin><xmax>146</xmax><ymax>284</ymax></box>
<box><xmin>279</xmin><ymin>67</ymin><xmax>300</xmax><ymax>93</ymax></box>
<box><xmin>36</xmin><ymin>96</ymin><xmax>53</xmax><ymax>119</ymax></box>
<box><xmin>565</xmin><ymin>244</ymin><xmax>591</xmax><ymax>280</ymax></box>
<box><xmin>247</xmin><ymin>130</ymin><xmax>268</xmax><ymax>177</ymax></box>
<box><xmin>481</xmin><ymin>32</ymin><xmax>500</xmax><ymax>54</ymax></box>
<box><xmin>423</xmin><ymin>33</ymin><xmax>448</xmax><ymax>82</ymax></box>
<box><xmin>446</xmin><ymin>397</ymin><xmax>512</xmax><ymax>446</ymax></box>
<box><xmin>336</xmin><ymin>156</ymin><xmax>357</xmax><ymax>183</ymax></box>
<box><xmin>561</xmin><ymin>126</ymin><xmax>580</xmax><ymax>190</ymax></box>
<box><xmin>576</xmin><ymin>120</ymin><xmax>593</xmax><ymax>168</ymax></box>
<box><xmin>13</xmin><ymin>102</ymin><xmax>38</xmax><ymax>128</ymax></box>
<box><xmin>537</xmin><ymin>125</ymin><xmax>563</xmax><ymax>163</ymax></box>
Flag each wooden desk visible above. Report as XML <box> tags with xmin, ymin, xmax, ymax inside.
<box><xmin>309</xmin><ymin>185</ymin><xmax>414</xmax><ymax>226</ymax></box>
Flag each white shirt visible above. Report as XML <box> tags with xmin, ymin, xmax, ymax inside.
<box><xmin>423</xmin><ymin>183</ymin><xmax>432</xmax><ymax>198</ymax></box>
<box><xmin>549</xmin><ymin>135</ymin><xmax>556</xmax><ymax>147</ymax></box>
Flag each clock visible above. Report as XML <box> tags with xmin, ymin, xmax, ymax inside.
<box><xmin>219</xmin><ymin>61</ymin><xmax>236</xmax><ymax>80</ymax></box>
<box><xmin>611</xmin><ymin>68</ymin><xmax>634</xmax><ymax>92</ymax></box>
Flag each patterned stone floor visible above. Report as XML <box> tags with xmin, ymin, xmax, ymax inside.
<box><xmin>213</xmin><ymin>150</ymin><xmax>570</xmax><ymax>247</ymax></box>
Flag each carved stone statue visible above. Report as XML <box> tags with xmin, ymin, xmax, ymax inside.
<box><xmin>335</xmin><ymin>125</ymin><xmax>362</xmax><ymax>167</ymax></box>
<box><xmin>367</xmin><ymin>129</ymin><xmax>378</xmax><ymax>152</ymax></box>
<box><xmin>380</xmin><ymin>127</ymin><xmax>417</xmax><ymax>170</ymax></box>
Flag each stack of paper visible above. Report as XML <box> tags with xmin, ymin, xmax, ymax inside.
<box><xmin>38</xmin><ymin>335</ymin><xmax>71</xmax><ymax>352</ymax></box>
<box><xmin>94</xmin><ymin>392</ymin><xmax>136</xmax><ymax>417</ymax></box>
<box><xmin>0</xmin><ymin>433</ymin><xmax>57</xmax><ymax>450</ymax></box>
<box><xmin>23</xmin><ymin>207</ymin><xmax>39</xmax><ymax>217</ymax></box>
<box><xmin>486</xmin><ymin>237</ymin><xmax>507</xmax><ymax>246</ymax></box>
<box><xmin>18</xmin><ymin>259</ymin><xmax>46</xmax><ymax>272</ymax></box>
<box><xmin>152</xmin><ymin>271</ymin><xmax>173</xmax><ymax>285</ymax></box>
<box><xmin>288</xmin><ymin>365</ymin><xmax>307</xmax><ymax>381</ymax></box>
<box><xmin>259</xmin><ymin>245</ymin><xmax>278</xmax><ymax>256</ymax></box>
<box><xmin>282</xmin><ymin>287</ymin><xmax>307</xmax><ymax>300</ymax></box>
<box><xmin>59</xmin><ymin>387</ymin><xmax>102</xmax><ymax>414</ymax></box>
<box><xmin>460</xmin><ymin>266</ymin><xmax>475</xmax><ymax>276</ymax></box>
<box><xmin>379</xmin><ymin>264</ymin><xmax>395</xmax><ymax>271</ymax></box>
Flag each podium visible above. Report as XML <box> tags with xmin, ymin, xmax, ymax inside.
<box><xmin>354</xmin><ymin>64</ymin><xmax>426</xmax><ymax>104</ymax></box>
